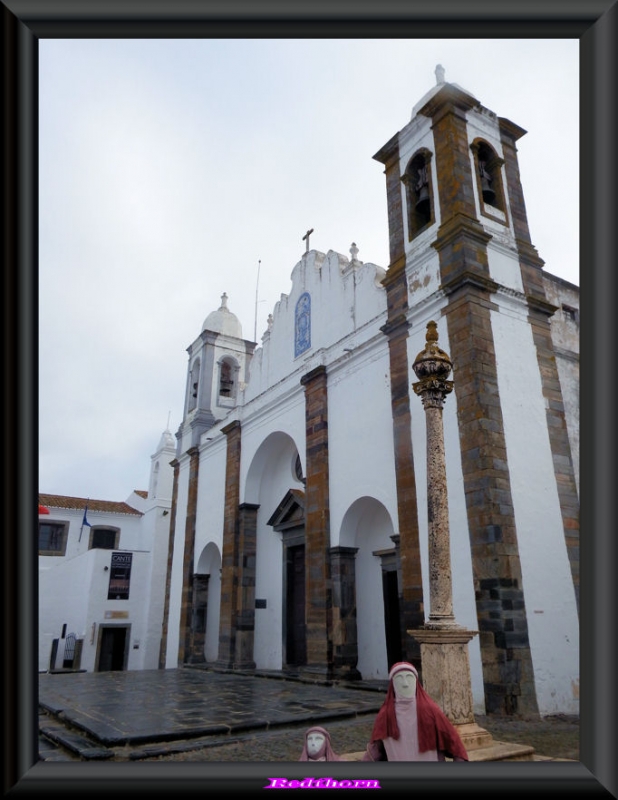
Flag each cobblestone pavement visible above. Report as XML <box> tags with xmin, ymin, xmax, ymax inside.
<box><xmin>143</xmin><ymin>713</ymin><xmax>580</xmax><ymax>762</ymax></box>
<box><xmin>38</xmin><ymin>666</ymin><xmax>579</xmax><ymax>763</ymax></box>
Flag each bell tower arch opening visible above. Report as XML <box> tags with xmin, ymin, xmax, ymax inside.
<box><xmin>403</xmin><ymin>148</ymin><xmax>435</xmax><ymax>239</ymax></box>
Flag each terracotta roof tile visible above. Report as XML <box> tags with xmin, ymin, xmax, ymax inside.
<box><xmin>38</xmin><ymin>494</ymin><xmax>143</xmax><ymax>517</ymax></box>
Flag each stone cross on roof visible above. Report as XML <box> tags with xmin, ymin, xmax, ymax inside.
<box><xmin>302</xmin><ymin>228</ymin><xmax>314</xmax><ymax>252</ymax></box>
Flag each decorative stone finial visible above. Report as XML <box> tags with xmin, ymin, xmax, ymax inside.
<box><xmin>220</xmin><ymin>292</ymin><xmax>228</xmax><ymax>309</ymax></box>
<box><xmin>349</xmin><ymin>242</ymin><xmax>359</xmax><ymax>263</ymax></box>
<box><xmin>267</xmin><ymin>313</ymin><xmax>273</xmax><ymax>331</ymax></box>
<box><xmin>435</xmin><ymin>64</ymin><xmax>445</xmax><ymax>85</ymax></box>
<box><xmin>426</xmin><ymin>319</ymin><xmax>439</xmax><ymax>343</ymax></box>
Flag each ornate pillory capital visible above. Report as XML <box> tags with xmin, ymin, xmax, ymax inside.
<box><xmin>412</xmin><ymin>321</ymin><xmax>453</xmax><ymax>409</ymax></box>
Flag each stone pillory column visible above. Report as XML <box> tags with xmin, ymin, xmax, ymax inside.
<box><xmin>412</xmin><ymin>321</ymin><xmax>455</xmax><ymax>628</ymax></box>
<box><xmin>409</xmin><ymin>321</ymin><xmax>494</xmax><ymax>753</ymax></box>
<box><xmin>300</xmin><ymin>365</ymin><xmax>333</xmax><ymax>680</ymax></box>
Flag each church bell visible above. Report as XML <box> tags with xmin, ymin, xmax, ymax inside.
<box><xmin>481</xmin><ymin>177</ymin><xmax>495</xmax><ymax>205</ymax></box>
<box><xmin>479</xmin><ymin>162</ymin><xmax>496</xmax><ymax>205</ymax></box>
<box><xmin>414</xmin><ymin>164</ymin><xmax>431</xmax><ymax>216</ymax></box>
<box><xmin>416</xmin><ymin>184</ymin><xmax>430</xmax><ymax>208</ymax></box>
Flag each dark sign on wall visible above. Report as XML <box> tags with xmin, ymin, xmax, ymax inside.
<box><xmin>108</xmin><ymin>552</ymin><xmax>133</xmax><ymax>600</ymax></box>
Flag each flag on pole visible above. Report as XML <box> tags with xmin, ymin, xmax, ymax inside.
<box><xmin>79</xmin><ymin>500</ymin><xmax>91</xmax><ymax>542</ymax></box>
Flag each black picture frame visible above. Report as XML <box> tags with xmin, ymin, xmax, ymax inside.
<box><xmin>4</xmin><ymin>0</ymin><xmax>616</xmax><ymax>796</ymax></box>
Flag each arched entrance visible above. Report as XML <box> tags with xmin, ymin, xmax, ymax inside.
<box><xmin>244</xmin><ymin>431</ymin><xmax>305</xmax><ymax>671</ymax></box>
<box><xmin>339</xmin><ymin>497</ymin><xmax>398</xmax><ymax>680</ymax></box>
<box><xmin>191</xmin><ymin>543</ymin><xmax>222</xmax><ymax>663</ymax></box>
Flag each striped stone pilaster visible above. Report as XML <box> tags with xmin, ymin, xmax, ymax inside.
<box><xmin>373</xmin><ymin>133</ymin><xmax>406</xmax><ymax>266</ymax></box>
<box><xmin>330</xmin><ymin>546</ymin><xmax>361</xmax><ymax>680</ymax></box>
<box><xmin>159</xmin><ymin>458</ymin><xmax>180</xmax><ymax>669</ymax></box>
<box><xmin>379</xmin><ymin>271</ymin><xmax>425</xmax><ymax>672</ymax></box>
<box><xmin>190</xmin><ymin>574</ymin><xmax>209</xmax><ymax>663</ymax></box>
<box><xmin>374</xmin><ymin>118</ymin><xmax>427</xmax><ymax>673</ymax></box>
<box><xmin>234</xmin><ymin>503</ymin><xmax>259</xmax><ymax>669</ymax></box>
<box><xmin>427</xmin><ymin>88</ymin><xmax>538</xmax><ymax>715</ymax></box>
<box><xmin>216</xmin><ymin>420</ymin><xmax>242</xmax><ymax>668</ymax></box>
<box><xmin>178</xmin><ymin>446</ymin><xmax>200</xmax><ymax>665</ymax></box>
<box><xmin>500</xmin><ymin>119</ymin><xmax>580</xmax><ymax>613</ymax></box>
<box><xmin>440</xmin><ymin>280</ymin><xmax>539</xmax><ymax>715</ymax></box>
<box><xmin>300</xmin><ymin>365</ymin><xmax>333</xmax><ymax>679</ymax></box>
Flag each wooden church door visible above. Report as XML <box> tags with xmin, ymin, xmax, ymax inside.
<box><xmin>286</xmin><ymin>544</ymin><xmax>306</xmax><ymax>667</ymax></box>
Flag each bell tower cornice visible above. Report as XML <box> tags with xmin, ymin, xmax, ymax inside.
<box><xmin>498</xmin><ymin>117</ymin><xmax>528</xmax><ymax>143</ymax></box>
<box><xmin>417</xmin><ymin>83</ymin><xmax>479</xmax><ymax>122</ymax></box>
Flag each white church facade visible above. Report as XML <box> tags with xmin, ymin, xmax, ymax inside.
<box><xmin>159</xmin><ymin>71</ymin><xmax>580</xmax><ymax>718</ymax></box>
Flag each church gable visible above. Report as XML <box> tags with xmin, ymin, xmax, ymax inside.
<box><xmin>243</xmin><ymin>245</ymin><xmax>386</xmax><ymax>403</ymax></box>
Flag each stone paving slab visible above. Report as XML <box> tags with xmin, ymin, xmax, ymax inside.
<box><xmin>39</xmin><ymin>668</ymin><xmax>385</xmax><ymax>748</ymax></box>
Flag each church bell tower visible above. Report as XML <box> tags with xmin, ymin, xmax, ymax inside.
<box><xmin>373</xmin><ymin>66</ymin><xmax>579</xmax><ymax>716</ymax></box>
<box><xmin>177</xmin><ymin>293</ymin><xmax>256</xmax><ymax>451</ymax></box>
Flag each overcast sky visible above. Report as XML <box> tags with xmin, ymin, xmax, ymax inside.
<box><xmin>38</xmin><ymin>38</ymin><xmax>579</xmax><ymax>503</ymax></box>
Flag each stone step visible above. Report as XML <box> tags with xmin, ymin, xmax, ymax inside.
<box><xmin>39</xmin><ymin>718</ymin><xmax>114</xmax><ymax>761</ymax></box>
<box><xmin>467</xmin><ymin>740</ymin><xmax>535</xmax><ymax>761</ymax></box>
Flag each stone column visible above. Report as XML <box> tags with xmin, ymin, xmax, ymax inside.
<box><xmin>234</xmin><ymin>502</ymin><xmax>259</xmax><ymax>669</ymax></box>
<box><xmin>178</xmin><ymin>446</ymin><xmax>200</xmax><ymax>665</ymax></box>
<box><xmin>216</xmin><ymin>420</ymin><xmax>242</xmax><ymax>668</ymax></box>
<box><xmin>330</xmin><ymin>546</ymin><xmax>361</xmax><ymax>680</ymax></box>
<box><xmin>412</xmin><ymin>321</ymin><xmax>456</xmax><ymax>628</ymax></box>
<box><xmin>410</xmin><ymin>321</ymin><xmax>492</xmax><ymax>751</ymax></box>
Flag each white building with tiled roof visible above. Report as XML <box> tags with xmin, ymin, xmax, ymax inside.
<box><xmin>37</xmin><ymin>427</ymin><xmax>175</xmax><ymax>673</ymax></box>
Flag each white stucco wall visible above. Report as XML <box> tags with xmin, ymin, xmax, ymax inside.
<box><xmin>195</xmin><ymin>439</ymin><xmax>228</xmax><ymax>556</ymax></box>
<box><xmin>327</xmin><ymin>342</ymin><xmax>398</xmax><ymax>542</ymax></box>
<box><xmin>139</xmin><ymin>506</ymin><xmax>172</xmax><ymax>668</ymax></box>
